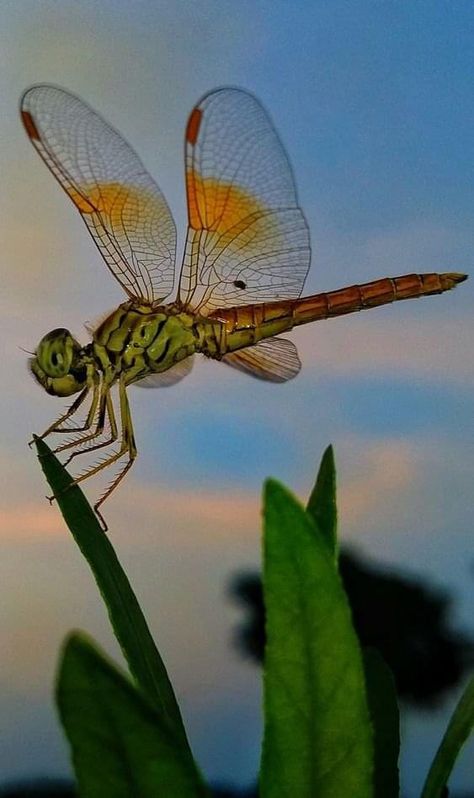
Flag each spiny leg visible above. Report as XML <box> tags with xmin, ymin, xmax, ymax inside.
<box><xmin>94</xmin><ymin>380</ymin><xmax>137</xmax><ymax>529</ymax></box>
<box><xmin>53</xmin><ymin>381</ymin><xmax>110</xmax><ymax>456</ymax></box>
<box><xmin>29</xmin><ymin>386</ymin><xmax>90</xmax><ymax>447</ymax></box>
<box><xmin>52</xmin><ymin>379</ymin><xmax>102</xmax><ymax>453</ymax></box>
<box><xmin>50</xmin><ymin>378</ymin><xmax>136</xmax><ymax>530</ymax></box>
<box><xmin>63</xmin><ymin>390</ymin><xmax>118</xmax><ymax>465</ymax></box>
<box><xmin>93</xmin><ymin>457</ymin><xmax>135</xmax><ymax>532</ymax></box>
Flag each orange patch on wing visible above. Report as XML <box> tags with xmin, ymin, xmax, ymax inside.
<box><xmin>21</xmin><ymin>110</ymin><xmax>41</xmax><ymax>141</ymax></box>
<box><xmin>66</xmin><ymin>181</ymin><xmax>166</xmax><ymax>219</ymax></box>
<box><xmin>186</xmin><ymin>107</ymin><xmax>202</xmax><ymax>145</ymax></box>
<box><xmin>186</xmin><ymin>173</ymin><xmax>269</xmax><ymax>237</ymax></box>
<box><xmin>67</xmin><ymin>186</ymin><xmax>96</xmax><ymax>214</ymax></box>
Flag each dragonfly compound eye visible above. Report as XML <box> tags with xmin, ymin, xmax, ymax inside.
<box><xmin>30</xmin><ymin>329</ymin><xmax>86</xmax><ymax>397</ymax></box>
<box><xmin>37</xmin><ymin>328</ymin><xmax>75</xmax><ymax>377</ymax></box>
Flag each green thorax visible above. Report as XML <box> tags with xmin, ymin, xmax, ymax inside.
<box><xmin>91</xmin><ymin>302</ymin><xmax>223</xmax><ymax>384</ymax></box>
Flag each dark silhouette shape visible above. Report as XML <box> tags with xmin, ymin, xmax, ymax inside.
<box><xmin>2</xmin><ymin>781</ymin><xmax>474</xmax><ymax>798</ymax></box>
<box><xmin>0</xmin><ymin>781</ymin><xmax>76</xmax><ymax>797</ymax></box>
<box><xmin>229</xmin><ymin>548</ymin><xmax>473</xmax><ymax>707</ymax></box>
<box><xmin>0</xmin><ymin>782</ymin><xmax>260</xmax><ymax>798</ymax></box>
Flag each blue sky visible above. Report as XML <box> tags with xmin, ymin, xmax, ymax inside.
<box><xmin>1</xmin><ymin>1</ymin><xmax>473</xmax><ymax>794</ymax></box>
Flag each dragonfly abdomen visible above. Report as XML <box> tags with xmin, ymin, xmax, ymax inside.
<box><xmin>291</xmin><ymin>273</ymin><xmax>466</xmax><ymax>325</ymax></box>
<box><xmin>211</xmin><ymin>272</ymin><xmax>466</xmax><ymax>354</ymax></box>
<box><xmin>208</xmin><ymin>302</ymin><xmax>295</xmax><ymax>354</ymax></box>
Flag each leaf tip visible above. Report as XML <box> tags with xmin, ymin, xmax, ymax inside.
<box><xmin>33</xmin><ymin>435</ymin><xmax>52</xmax><ymax>459</ymax></box>
<box><xmin>322</xmin><ymin>443</ymin><xmax>335</xmax><ymax>465</ymax></box>
<box><xmin>60</xmin><ymin>630</ymin><xmax>94</xmax><ymax>660</ymax></box>
<box><xmin>263</xmin><ymin>477</ymin><xmax>285</xmax><ymax>503</ymax></box>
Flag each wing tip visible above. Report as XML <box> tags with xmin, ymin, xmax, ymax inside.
<box><xmin>20</xmin><ymin>83</ymin><xmax>67</xmax><ymax>139</ymax></box>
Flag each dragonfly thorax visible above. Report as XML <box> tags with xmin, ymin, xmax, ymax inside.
<box><xmin>30</xmin><ymin>328</ymin><xmax>90</xmax><ymax>397</ymax></box>
<box><xmin>91</xmin><ymin>304</ymin><xmax>200</xmax><ymax>386</ymax></box>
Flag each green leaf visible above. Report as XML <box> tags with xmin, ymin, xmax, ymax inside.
<box><xmin>260</xmin><ymin>479</ymin><xmax>373</xmax><ymax>798</ymax></box>
<box><xmin>421</xmin><ymin>676</ymin><xmax>474</xmax><ymax>798</ymax></box>
<box><xmin>34</xmin><ymin>437</ymin><xmax>189</xmax><ymax>751</ymax></box>
<box><xmin>57</xmin><ymin>632</ymin><xmax>208</xmax><ymax>798</ymax></box>
<box><xmin>363</xmin><ymin>648</ymin><xmax>400</xmax><ymax>798</ymax></box>
<box><xmin>306</xmin><ymin>444</ymin><xmax>337</xmax><ymax>557</ymax></box>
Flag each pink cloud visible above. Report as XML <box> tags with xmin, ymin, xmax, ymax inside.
<box><xmin>336</xmin><ymin>438</ymin><xmax>419</xmax><ymax>534</ymax></box>
<box><xmin>0</xmin><ymin>504</ymin><xmax>64</xmax><ymax>541</ymax></box>
<box><xmin>0</xmin><ymin>484</ymin><xmax>260</xmax><ymax>547</ymax></box>
<box><xmin>112</xmin><ymin>484</ymin><xmax>260</xmax><ymax>549</ymax></box>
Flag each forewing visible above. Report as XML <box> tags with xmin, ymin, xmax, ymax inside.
<box><xmin>21</xmin><ymin>85</ymin><xmax>176</xmax><ymax>304</ymax></box>
<box><xmin>222</xmin><ymin>338</ymin><xmax>301</xmax><ymax>382</ymax></box>
<box><xmin>178</xmin><ymin>88</ymin><xmax>311</xmax><ymax>313</ymax></box>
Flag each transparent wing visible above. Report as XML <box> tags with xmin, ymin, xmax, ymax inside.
<box><xmin>222</xmin><ymin>338</ymin><xmax>301</xmax><ymax>382</ymax></box>
<box><xmin>134</xmin><ymin>357</ymin><xmax>194</xmax><ymax>388</ymax></box>
<box><xmin>178</xmin><ymin>88</ymin><xmax>311</xmax><ymax>314</ymax></box>
<box><xmin>21</xmin><ymin>85</ymin><xmax>176</xmax><ymax>304</ymax></box>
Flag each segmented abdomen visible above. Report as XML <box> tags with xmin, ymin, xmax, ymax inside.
<box><xmin>209</xmin><ymin>273</ymin><xmax>465</xmax><ymax>354</ymax></box>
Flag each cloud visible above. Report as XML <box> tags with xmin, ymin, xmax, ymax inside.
<box><xmin>0</xmin><ymin>475</ymin><xmax>259</xmax><ymax>548</ymax></box>
<box><xmin>106</xmin><ymin>483</ymin><xmax>260</xmax><ymax>552</ymax></box>
<box><xmin>336</xmin><ymin>437</ymin><xmax>420</xmax><ymax>534</ymax></box>
<box><xmin>292</xmin><ymin>313</ymin><xmax>474</xmax><ymax>384</ymax></box>
<box><xmin>0</xmin><ymin>504</ymin><xmax>63</xmax><ymax>541</ymax></box>
<box><xmin>290</xmin><ymin>214</ymin><xmax>473</xmax><ymax>385</ymax></box>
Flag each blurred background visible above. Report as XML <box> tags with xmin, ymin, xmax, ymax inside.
<box><xmin>0</xmin><ymin>1</ymin><xmax>473</xmax><ymax>796</ymax></box>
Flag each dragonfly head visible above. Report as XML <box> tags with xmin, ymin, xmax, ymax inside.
<box><xmin>30</xmin><ymin>328</ymin><xmax>88</xmax><ymax>397</ymax></box>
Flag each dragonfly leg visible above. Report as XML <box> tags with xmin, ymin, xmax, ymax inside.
<box><xmin>53</xmin><ymin>381</ymin><xmax>113</xmax><ymax>457</ymax></box>
<box><xmin>94</xmin><ymin>379</ymin><xmax>137</xmax><ymax>530</ymax></box>
<box><xmin>50</xmin><ymin>379</ymin><xmax>136</xmax><ymax>531</ymax></box>
<box><xmin>62</xmin><ymin>390</ymin><xmax>118</xmax><ymax>465</ymax></box>
<box><xmin>52</xmin><ymin>380</ymin><xmax>102</xmax><ymax>454</ymax></box>
<box><xmin>29</xmin><ymin>387</ymin><xmax>90</xmax><ymax>447</ymax></box>
<box><xmin>93</xmin><ymin>456</ymin><xmax>135</xmax><ymax>532</ymax></box>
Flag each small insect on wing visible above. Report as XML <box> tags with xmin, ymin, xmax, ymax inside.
<box><xmin>178</xmin><ymin>88</ymin><xmax>311</xmax><ymax>314</ymax></box>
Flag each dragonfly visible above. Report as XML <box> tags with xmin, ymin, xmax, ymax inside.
<box><xmin>22</xmin><ymin>85</ymin><xmax>467</xmax><ymax>529</ymax></box>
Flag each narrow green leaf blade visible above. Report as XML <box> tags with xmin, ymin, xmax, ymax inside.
<box><xmin>57</xmin><ymin>633</ymin><xmax>208</xmax><ymax>798</ymax></box>
<box><xmin>306</xmin><ymin>444</ymin><xmax>337</xmax><ymax>557</ymax></box>
<box><xmin>421</xmin><ymin>676</ymin><xmax>474</xmax><ymax>798</ymax></box>
<box><xmin>363</xmin><ymin>648</ymin><xmax>400</xmax><ymax>798</ymax></box>
<box><xmin>34</xmin><ymin>437</ymin><xmax>189</xmax><ymax>749</ymax></box>
<box><xmin>261</xmin><ymin>479</ymin><xmax>373</xmax><ymax>798</ymax></box>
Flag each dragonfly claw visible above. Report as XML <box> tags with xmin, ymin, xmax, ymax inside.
<box><xmin>31</xmin><ymin>434</ymin><xmax>52</xmax><ymax>457</ymax></box>
<box><xmin>46</xmin><ymin>484</ymin><xmax>73</xmax><ymax>503</ymax></box>
<box><xmin>94</xmin><ymin>505</ymin><xmax>109</xmax><ymax>533</ymax></box>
